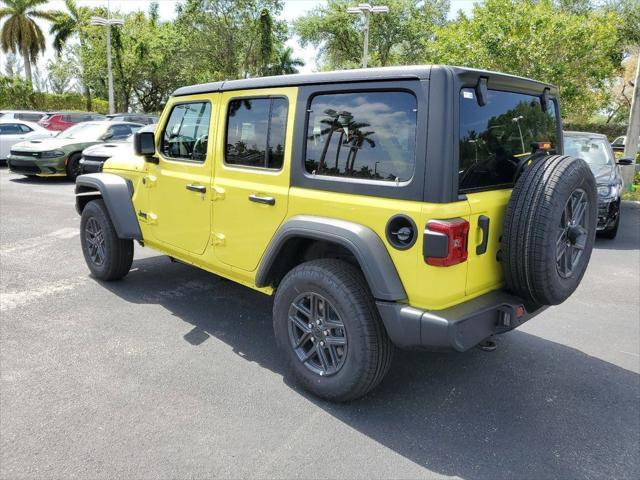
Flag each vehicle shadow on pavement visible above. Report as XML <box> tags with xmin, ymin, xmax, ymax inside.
<box><xmin>8</xmin><ymin>175</ymin><xmax>71</xmax><ymax>185</ymax></box>
<box><xmin>594</xmin><ymin>202</ymin><xmax>639</xmax><ymax>251</ymax></box>
<box><xmin>99</xmin><ymin>256</ymin><xmax>639</xmax><ymax>480</ymax></box>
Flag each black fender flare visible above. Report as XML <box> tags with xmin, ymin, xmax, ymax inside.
<box><xmin>75</xmin><ymin>173</ymin><xmax>142</xmax><ymax>240</ymax></box>
<box><xmin>256</xmin><ymin>215</ymin><xmax>407</xmax><ymax>302</ymax></box>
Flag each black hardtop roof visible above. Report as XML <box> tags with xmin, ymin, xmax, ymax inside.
<box><xmin>172</xmin><ymin>65</ymin><xmax>556</xmax><ymax>97</ymax></box>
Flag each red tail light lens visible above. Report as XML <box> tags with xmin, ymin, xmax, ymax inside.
<box><xmin>424</xmin><ymin>218</ymin><xmax>470</xmax><ymax>266</ymax></box>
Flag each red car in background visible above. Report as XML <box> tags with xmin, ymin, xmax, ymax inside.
<box><xmin>38</xmin><ymin>111</ymin><xmax>106</xmax><ymax>131</ymax></box>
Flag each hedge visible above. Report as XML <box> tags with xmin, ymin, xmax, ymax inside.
<box><xmin>563</xmin><ymin>122</ymin><xmax>628</xmax><ymax>141</ymax></box>
<box><xmin>0</xmin><ymin>75</ymin><xmax>108</xmax><ymax>114</ymax></box>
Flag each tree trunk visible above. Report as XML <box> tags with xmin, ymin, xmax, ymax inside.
<box><xmin>622</xmin><ymin>55</ymin><xmax>640</xmax><ymax>191</ymax></box>
<box><xmin>84</xmin><ymin>83</ymin><xmax>92</xmax><ymax>111</ymax></box>
<box><xmin>22</xmin><ymin>48</ymin><xmax>32</xmax><ymax>85</ymax></box>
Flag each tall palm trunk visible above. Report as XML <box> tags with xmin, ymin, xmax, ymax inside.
<box><xmin>22</xmin><ymin>48</ymin><xmax>32</xmax><ymax>85</ymax></box>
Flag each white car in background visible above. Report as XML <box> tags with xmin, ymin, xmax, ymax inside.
<box><xmin>0</xmin><ymin>110</ymin><xmax>47</xmax><ymax>123</ymax></box>
<box><xmin>0</xmin><ymin>119</ymin><xmax>56</xmax><ymax>163</ymax></box>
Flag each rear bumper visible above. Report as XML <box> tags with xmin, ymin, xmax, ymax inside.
<box><xmin>377</xmin><ymin>291</ymin><xmax>547</xmax><ymax>351</ymax></box>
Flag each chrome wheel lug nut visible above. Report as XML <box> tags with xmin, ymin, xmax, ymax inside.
<box><xmin>316</xmin><ymin>320</ymin><xmax>321</xmax><ymax>325</ymax></box>
<box><xmin>308</xmin><ymin>324</ymin><xmax>312</xmax><ymax>329</ymax></box>
<box><xmin>311</xmin><ymin>337</ymin><xmax>315</xmax><ymax>342</ymax></box>
<box><xmin>320</xmin><ymin>341</ymin><xmax>324</xmax><ymax>346</ymax></box>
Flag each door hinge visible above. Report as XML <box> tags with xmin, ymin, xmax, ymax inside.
<box><xmin>211</xmin><ymin>232</ymin><xmax>226</xmax><ymax>246</ymax></box>
<box><xmin>142</xmin><ymin>175</ymin><xmax>157</xmax><ymax>188</ymax></box>
<box><xmin>212</xmin><ymin>186</ymin><xmax>225</xmax><ymax>201</ymax></box>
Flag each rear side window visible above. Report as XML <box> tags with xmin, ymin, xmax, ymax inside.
<box><xmin>0</xmin><ymin>124</ymin><xmax>22</xmax><ymax>134</ymax></box>
<box><xmin>458</xmin><ymin>88</ymin><xmax>557</xmax><ymax>193</ymax></box>
<box><xmin>305</xmin><ymin>91</ymin><xmax>417</xmax><ymax>182</ymax></box>
<box><xmin>225</xmin><ymin>97</ymin><xmax>288</xmax><ymax>169</ymax></box>
<box><xmin>18</xmin><ymin>123</ymin><xmax>33</xmax><ymax>133</ymax></box>
<box><xmin>161</xmin><ymin>102</ymin><xmax>211</xmax><ymax>162</ymax></box>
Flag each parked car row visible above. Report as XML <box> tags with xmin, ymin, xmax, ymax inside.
<box><xmin>2</xmin><ymin>118</ymin><xmax>154</xmax><ymax>180</ymax></box>
<box><xmin>0</xmin><ymin>110</ymin><xmax>157</xmax><ymax>131</ymax></box>
<box><xmin>0</xmin><ymin>109</ymin><xmax>635</xmax><ymax>243</ymax></box>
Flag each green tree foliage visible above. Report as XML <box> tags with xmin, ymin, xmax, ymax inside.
<box><xmin>173</xmin><ymin>0</ymin><xmax>287</xmax><ymax>83</ymax></box>
<box><xmin>0</xmin><ymin>74</ymin><xmax>107</xmax><ymax>111</ymax></box>
<box><xmin>268</xmin><ymin>45</ymin><xmax>305</xmax><ymax>75</ymax></box>
<box><xmin>424</xmin><ymin>0</ymin><xmax>622</xmax><ymax>120</ymax></box>
<box><xmin>294</xmin><ymin>0</ymin><xmax>450</xmax><ymax>69</ymax></box>
<box><xmin>0</xmin><ymin>0</ymin><xmax>54</xmax><ymax>85</ymax></box>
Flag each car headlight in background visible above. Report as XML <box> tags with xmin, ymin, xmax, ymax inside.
<box><xmin>40</xmin><ymin>150</ymin><xmax>66</xmax><ymax>158</ymax></box>
<box><xmin>597</xmin><ymin>185</ymin><xmax>614</xmax><ymax>198</ymax></box>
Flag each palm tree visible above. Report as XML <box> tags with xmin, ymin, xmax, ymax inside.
<box><xmin>49</xmin><ymin>0</ymin><xmax>92</xmax><ymax>109</ymax></box>
<box><xmin>49</xmin><ymin>0</ymin><xmax>81</xmax><ymax>55</ymax></box>
<box><xmin>0</xmin><ymin>0</ymin><xmax>54</xmax><ymax>85</ymax></box>
<box><xmin>269</xmin><ymin>46</ymin><xmax>304</xmax><ymax>75</ymax></box>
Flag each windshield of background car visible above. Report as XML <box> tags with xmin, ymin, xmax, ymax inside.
<box><xmin>58</xmin><ymin>122</ymin><xmax>106</xmax><ymax>140</ymax></box>
<box><xmin>564</xmin><ymin>136</ymin><xmax>613</xmax><ymax>166</ymax></box>
<box><xmin>458</xmin><ymin>88</ymin><xmax>557</xmax><ymax>193</ymax></box>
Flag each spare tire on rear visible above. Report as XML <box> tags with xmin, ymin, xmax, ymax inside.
<box><xmin>502</xmin><ymin>155</ymin><xmax>597</xmax><ymax>306</ymax></box>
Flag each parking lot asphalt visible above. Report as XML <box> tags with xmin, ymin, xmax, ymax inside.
<box><xmin>1</xmin><ymin>167</ymin><xmax>639</xmax><ymax>480</ymax></box>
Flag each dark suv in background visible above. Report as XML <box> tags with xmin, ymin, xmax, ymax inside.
<box><xmin>564</xmin><ymin>131</ymin><xmax>634</xmax><ymax>238</ymax></box>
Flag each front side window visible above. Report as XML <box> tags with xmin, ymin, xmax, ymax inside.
<box><xmin>161</xmin><ymin>102</ymin><xmax>211</xmax><ymax>161</ymax></box>
<box><xmin>458</xmin><ymin>88</ymin><xmax>557</xmax><ymax>193</ymax></box>
<box><xmin>305</xmin><ymin>91</ymin><xmax>417</xmax><ymax>182</ymax></box>
<box><xmin>225</xmin><ymin>97</ymin><xmax>288</xmax><ymax>169</ymax></box>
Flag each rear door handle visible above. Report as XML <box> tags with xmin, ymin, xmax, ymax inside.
<box><xmin>249</xmin><ymin>194</ymin><xmax>275</xmax><ymax>206</ymax></box>
<box><xmin>476</xmin><ymin>215</ymin><xmax>490</xmax><ymax>255</ymax></box>
<box><xmin>186</xmin><ymin>184</ymin><xmax>206</xmax><ymax>193</ymax></box>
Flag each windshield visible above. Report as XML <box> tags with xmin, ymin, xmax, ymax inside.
<box><xmin>564</xmin><ymin>137</ymin><xmax>613</xmax><ymax>166</ymax></box>
<box><xmin>58</xmin><ymin>122</ymin><xmax>106</xmax><ymax>140</ymax></box>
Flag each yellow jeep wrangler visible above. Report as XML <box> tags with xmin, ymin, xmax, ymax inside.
<box><xmin>76</xmin><ymin>66</ymin><xmax>597</xmax><ymax>401</ymax></box>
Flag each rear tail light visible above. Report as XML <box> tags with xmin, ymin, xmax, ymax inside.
<box><xmin>423</xmin><ymin>218</ymin><xmax>470</xmax><ymax>266</ymax></box>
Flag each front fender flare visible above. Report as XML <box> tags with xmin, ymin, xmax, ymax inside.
<box><xmin>75</xmin><ymin>173</ymin><xmax>142</xmax><ymax>240</ymax></box>
<box><xmin>256</xmin><ymin>215</ymin><xmax>407</xmax><ymax>302</ymax></box>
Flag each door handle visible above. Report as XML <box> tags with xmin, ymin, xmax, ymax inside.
<box><xmin>476</xmin><ymin>215</ymin><xmax>490</xmax><ymax>255</ymax></box>
<box><xmin>249</xmin><ymin>194</ymin><xmax>275</xmax><ymax>206</ymax></box>
<box><xmin>186</xmin><ymin>184</ymin><xmax>206</xmax><ymax>193</ymax></box>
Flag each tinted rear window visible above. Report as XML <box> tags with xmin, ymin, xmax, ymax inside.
<box><xmin>305</xmin><ymin>91</ymin><xmax>417</xmax><ymax>182</ymax></box>
<box><xmin>458</xmin><ymin>89</ymin><xmax>557</xmax><ymax>193</ymax></box>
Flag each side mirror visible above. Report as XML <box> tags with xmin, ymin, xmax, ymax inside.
<box><xmin>101</xmin><ymin>132</ymin><xmax>113</xmax><ymax>141</ymax></box>
<box><xmin>617</xmin><ymin>157</ymin><xmax>634</xmax><ymax>166</ymax></box>
<box><xmin>134</xmin><ymin>131</ymin><xmax>156</xmax><ymax>160</ymax></box>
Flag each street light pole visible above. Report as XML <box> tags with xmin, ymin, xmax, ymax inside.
<box><xmin>347</xmin><ymin>4</ymin><xmax>389</xmax><ymax>68</ymax></box>
<box><xmin>512</xmin><ymin>116</ymin><xmax>525</xmax><ymax>153</ymax></box>
<box><xmin>90</xmin><ymin>5</ymin><xmax>124</xmax><ymax>114</ymax></box>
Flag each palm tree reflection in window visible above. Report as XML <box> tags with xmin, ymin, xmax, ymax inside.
<box><xmin>307</xmin><ymin>109</ymin><xmax>377</xmax><ymax>178</ymax></box>
<box><xmin>305</xmin><ymin>91</ymin><xmax>417</xmax><ymax>183</ymax></box>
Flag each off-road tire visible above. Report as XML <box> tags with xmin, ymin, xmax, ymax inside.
<box><xmin>80</xmin><ymin>199</ymin><xmax>133</xmax><ymax>281</ymax></box>
<box><xmin>502</xmin><ymin>155</ymin><xmax>597</xmax><ymax>305</ymax></box>
<box><xmin>597</xmin><ymin>203</ymin><xmax>620</xmax><ymax>239</ymax></box>
<box><xmin>273</xmin><ymin>259</ymin><xmax>393</xmax><ymax>402</ymax></box>
<box><xmin>65</xmin><ymin>153</ymin><xmax>82</xmax><ymax>181</ymax></box>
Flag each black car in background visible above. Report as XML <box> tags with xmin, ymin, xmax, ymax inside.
<box><xmin>564</xmin><ymin>131</ymin><xmax>634</xmax><ymax>238</ymax></box>
<box><xmin>79</xmin><ymin>123</ymin><xmax>156</xmax><ymax>174</ymax></box>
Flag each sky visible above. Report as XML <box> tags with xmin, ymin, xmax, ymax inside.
<box><xmin>1</xmin><ymin>0</ymin><xmax>478</xmax><ymax>79</ymax></box>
